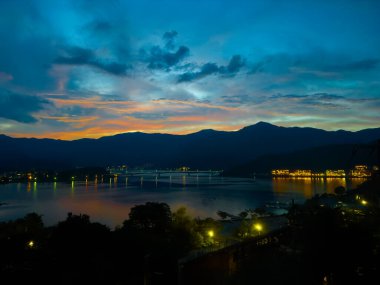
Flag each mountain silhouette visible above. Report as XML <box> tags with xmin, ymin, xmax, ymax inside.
<box><xmin>1</xmin><ymin>122</ymin><xmax>380</xmax><ymax>171</ymax></box>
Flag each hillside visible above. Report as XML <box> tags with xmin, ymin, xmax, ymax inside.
<box><xmin>1</xmin><ymin>122</ymin><xmax>380</xmax><ymax>171</ymax></box>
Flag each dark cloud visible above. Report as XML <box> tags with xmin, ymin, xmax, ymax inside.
<box><xmin>178</xmin><ymin>55</ymin><xmax>245</xmax><ymax>82</ymax></box>
<box><xmin>55</xmin><ymin>46</ymin><xmax>130</xmax><ymax>76</ymax></box>
<box><xmin>140</xmin><ymin>31</ymin><xmax>190</xmax><ymax>70</ymax></box>
<box><xmin>143</xmin><ymin>45</ymin><xmax>190</xmax><ymax>70</ymax></box>
<box><xmin>163</xmin><ymin>30</ymin><xmax>178</xmax><ymax>50</ymax></box>
<box><xmin>0</xmin><ymin>88</ymin><xmax>49</xmax><ymax>123</ymax></box>
<box><xmin>178</xmin><ymin>63</ymin><xmax>219</xmax><ymax>82</ymax></box>
<box><xmin>223</xmin><ymin>55</ymin><xmax>245</xmax><ymax>74</ymax></box>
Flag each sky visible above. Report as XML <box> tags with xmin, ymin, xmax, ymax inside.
<box><xmin>0</xmin><ymin>0</ymin><xmax>380</xmax><ymax>140</ymax></box>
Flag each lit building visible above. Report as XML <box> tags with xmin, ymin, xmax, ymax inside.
<box><xmin>271</xmin><ymin>166</ymin><xmax>373</xmax><ymax>178</ymax></box>
<box><xmin>349</xmin><ymin>165</ymin><xmax>371</xmax><ymax>177</ymax></box>
<box><xmin>271</xmin><ymin>169</ymin><xmax>290</xmax><ymax>176</ymax></box>
<box><xmin>289</xmin><ymin>170</ymin><xmax>312</xmax><ymax>177</ymax></box>
<box><xmin>325</xmin><ymin>170</ymin><xmax>345</xmax><ymax>177</ymax></box>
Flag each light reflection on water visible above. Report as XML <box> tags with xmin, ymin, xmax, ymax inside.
<box><xmin>0</xmin><ymin>176</ymin><xmax>368</xmax><ymax>227</ymax></box>
<box><xmin>272</xmin><ymin>177</ymin><xmax>366</xmax><ymax>199</ymax></box>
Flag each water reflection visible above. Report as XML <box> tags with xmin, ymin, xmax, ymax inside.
<box><xmin>272</xmin><ymin>177</ymin><xmax>367</xmax><ymax>199</ymax></box>
<box><xmin>0</xmin><ymin>177</ymin><xmax>369</xmax><ymax>228</ymax></box>
<box><xmin>272</xmin><ymin>177</ymin><xmax>315</xmax><ymax>199</ymax></box>
<box><xmin>33</xmin><ymin>182</ymin><xmax>37</xmax><ymax>199</ymax></box>
<box><xmin>53</xmin><ymin>182</ymin><xmax>57</xmax><ymax>197</ymax></box>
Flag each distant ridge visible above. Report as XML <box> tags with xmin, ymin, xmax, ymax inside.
<box><xmin>1</xmin><ymin>122</ymin><xmax>380</xmax><ymax>171</ymax></box>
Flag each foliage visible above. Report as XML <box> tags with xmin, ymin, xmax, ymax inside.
<box><xmin>126</xmin><ymin>202</ymin><xmax>172</xmax><ymax>233</ymax></box>
<box><xmin>334</xmin><ymin>185</ymin><xmax>346</xmax><ymax>195</ymax></box>
<box><xmin>217</xmin><ymin>210</ymin><xmax>228</xmax><ymax>219</ymax></box>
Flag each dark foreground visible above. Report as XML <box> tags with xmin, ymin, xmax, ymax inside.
<box><xmin>1</xmin><ymin>179</ymin><xmax>380</xmax><ymax>285</ymax></box>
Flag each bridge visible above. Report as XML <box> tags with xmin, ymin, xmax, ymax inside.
<box><xmin>109</xmin><ymin>169</ymin><xmax>223</xmax><ymax>177</ymax></box>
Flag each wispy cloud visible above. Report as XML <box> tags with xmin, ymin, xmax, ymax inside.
<box><xmin>178</xmin><ymin>55</ymin><xmax>245</xmax><ymax>82</ymax></box>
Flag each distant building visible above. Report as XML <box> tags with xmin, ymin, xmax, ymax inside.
<box><xmin>271</xmin><ymin>169</ymin><xmax>289</xmax><ymax>176</ymax></box>
<box><xmin>325</xmin><ymin>169</ymin><xmax>345</xmax><ymax>177</ymax></box>
<box><xmin>349</xmin><ymin>165</ymin><xmax>371</xmax><ymax>177</ymax></box>
<box><xmin>289</xmin><ymin>170</ymin><xmax>312</xmax><ymax>177</ymax></box>
<box><xmin>271</xmin><ymin>169</ymin><xmax>312</xmax><ymax>177</ymax></box>
<box><xmin>271</xmin><ymin>165</ymin><xmax>372</xmax><ymax>178</ymax></box>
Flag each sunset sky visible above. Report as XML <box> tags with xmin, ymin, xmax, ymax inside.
<box><xmin>1</xmin><ymin>0</ymin><xmax>380</xmax><ymax>140</ymax></box>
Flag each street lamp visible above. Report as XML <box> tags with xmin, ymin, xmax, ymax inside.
<box><xmin>253</xmin><ymin>223</ymin><xmax>263</xmax><ymax>236</ymax></box>
<box><xmin>27</xmin><ymin>240</ymin><xmax>35</xmax><ymax>248</ymax></box>
<box><xmin>207</xmin><ymin>230</ymin><xmax>214</xmax><ymax>238</ymax></box>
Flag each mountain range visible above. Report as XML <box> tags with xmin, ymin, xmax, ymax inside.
<box><xmin>1</xmin><ymin>122</ymin><xmax>380</xmax><ymax>173</ymax></box>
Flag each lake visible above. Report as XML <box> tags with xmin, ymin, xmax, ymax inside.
<box><xmin>0</xmin><ymin>175</ymin><xmax>366</xmax><ymax>227</ymax></box>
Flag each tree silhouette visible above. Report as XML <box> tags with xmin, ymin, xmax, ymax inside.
<box><xmin>334</xmin><ymin>186</ymin><xmax>346</xmax><ymax>195</ymax></box>
<box><xmin>126</xmin><ymin>202</ymin><xmax>172</xmax><ymax>233</ymax></box>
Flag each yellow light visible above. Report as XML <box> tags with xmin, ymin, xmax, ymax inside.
<box><xmin>207</xmin><ymin>230</ymin><xmax>214</xmax><ymax>238</ymax></box>
<box><xmin>254</xmin><ymin>223</ymin><xmax>263</xmax><ymax>232</ymax></box>
<box><xmin>361</xmin><ymin>200</ymin><xmax>368</xmax><ymax>206</ymax></box>
<box><xmin>28</xmin><ymin>240</ymin><xmax>34</xmax><ymax>248</ymax></box>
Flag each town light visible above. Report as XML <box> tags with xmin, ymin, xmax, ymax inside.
<box><xmin>207</xmin><ymin>230</ymin><xmax>214</xmax><ymax>238</ymax></box>
<box><xmin>27</xmin><ymin>240</ymin><xmax>34</xmax><ymax>248</ymax></box>
<box><xmin>361</xmin><ymin>200</ymin><xmax>368</xmax><ymax>206</ymax></box>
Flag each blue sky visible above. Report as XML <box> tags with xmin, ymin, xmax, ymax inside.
<box><xmin>0</xmin><ymin>0</ymin><xmax>379</xmax><ymax>139</ymax></box>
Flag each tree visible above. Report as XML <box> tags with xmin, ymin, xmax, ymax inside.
<box><xmin>334</xmin><ymin>186</ymin><xmax>346</xmax><ymax>196</ymax></box>
<box><xmin>239</xmin><ymin>211</ymin><xmax>248</xmax><ymax>219</ymax></box>
<box><xmin>254</xmin><ymin>207</ymin><xmax>267</xmax><ymax>216</ymax></box>
<box><xmin>171</xmin><ymin>207</ymin><xmax>202</xmax><ymax>252</ymax></box>
<box><xmin>217</xmin><ymin>210</ymin><xmax>228</xmax><ymax>220</ymax></box>
<box><xmin>127</xmin><ymin>202</ymin><xmax>172</xmax><ymax>232</ymax></box>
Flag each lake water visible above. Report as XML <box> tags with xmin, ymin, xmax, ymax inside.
<box><xmin>0</xmin><ymin>176</ymin><xmax>366</xmax><ymax>228</ymax></box>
